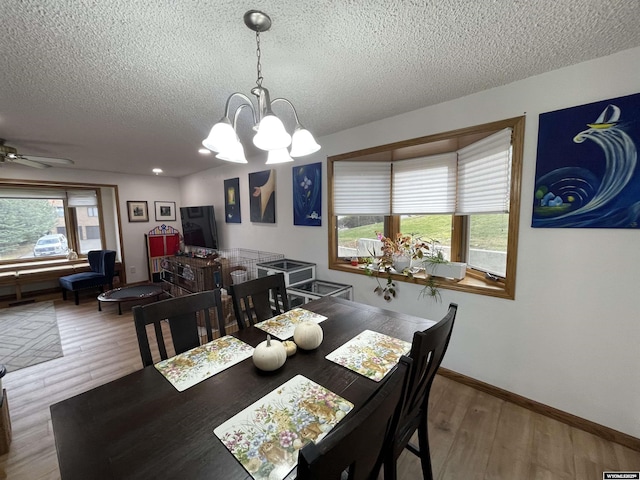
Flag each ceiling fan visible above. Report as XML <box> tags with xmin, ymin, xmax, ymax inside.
<box><xmin>0</xmin><ymin>139</ymin><xmax>74</xmax><ymax>169</ymax></box>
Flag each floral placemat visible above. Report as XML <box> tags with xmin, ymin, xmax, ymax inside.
<box><xmin>325</xmin><ymin>329</ymin><xmax>412</xmax><ymax>382</ymax></box>
<box><xmin>155</xmin><ymin>336</ymin><xmax>254</xmax><ymax>392</ymax></box>
<box><xmin>254</xmin><ymin>308</ymin><xmax>328</xmax><ymax>340</ymax></box>
<box><xmin>214</xmin><ymin>374</ymin><xmax>353</xmax><ymax>480</ymax></box>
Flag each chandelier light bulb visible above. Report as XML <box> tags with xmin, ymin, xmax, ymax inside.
<box><xmin>290</xmin><ymin>127</ymin><xmax>321</xmax><ymax>157</ymax></box>
<box><xmin>253</xmin><ymin>115</ymin><xmax>292</xmax><ymax>151</ymax></box>
<box><xmin>202</xmin><ymin>119</ymin><xmax>236</xmax><ymax>152</ymax></box>
<box><xmin>265</xmin><ymin>148</ymin><xmax>294</xmax><ymax>164</ymax></box>
<box><xmin>216</xmin><ymin>140</ymin><xmax>248</xmax><ymax>164</ymax></box>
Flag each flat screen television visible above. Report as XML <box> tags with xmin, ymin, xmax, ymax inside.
<box><xmin>180</xmin><ymin>205</ymin><xmax>219</xmax><ymax>250</ymax></box>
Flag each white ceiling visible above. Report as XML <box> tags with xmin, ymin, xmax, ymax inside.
<box><xmin>1</xmin><ymin>0</ymin><xmax>639</xmax><ymax>178</ymax></box>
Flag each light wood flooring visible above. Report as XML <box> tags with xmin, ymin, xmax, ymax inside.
<box><xmin>0</xmin><ymin>298</ymin><xmax>638</xmax><ymax>479</ymax></box>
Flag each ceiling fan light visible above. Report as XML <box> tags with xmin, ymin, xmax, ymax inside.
<box><xmin>202</xmin><ymin>118</ymin><xmax>236</xmax><ymax>152</ymax></box>
<box><xmin>289</xmin><ymin>127</ymin><xmax>321</xmax><ymax>157</ymax></box>
<box><xmin>253</xmin><ymin>115</ymin><xmax>291</xmax><ymax>151</ymax></box>
<box><xmin>216</xmin><ymin>141</ymin><xmax>248</xmax><ymax>164</ymax></box>
<box><xmin>265</xmin><ymin>148</ymin><xmax>294</xmax><ymax>164</ymax></box>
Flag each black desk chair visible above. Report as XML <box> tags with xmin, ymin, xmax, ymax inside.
<box><xmin>59</xmin><ymin>250</ymin><xmax>116</xmax><ymax>305</ymax></box>
<box><xmin>297</xmin><ymin>358</ymin><xmax>411</xmax><ymax>480</ymax></box>
<box><xmin>228</xmin><ymin>273</ymin><xmax>289</xmax><ymax>329</ymax></box>
<box><xmin>133</xmin><ymin>289</ymin><xmax>225</xmax><ymax>367</ymax></box>
<box><xmin>383</xmin><ymin>303</ymin><xmax>458</xmax><ymax>480</ymax></box>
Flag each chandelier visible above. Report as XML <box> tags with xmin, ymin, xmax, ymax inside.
<box><xmin>202</xmin><ymin>10</ymin><xmax>321</xmax><ymax>164</ymax></box>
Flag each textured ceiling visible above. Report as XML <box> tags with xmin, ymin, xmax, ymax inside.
<box><xmin>1</xmin><ymin>0</ymin><xmax>639</xmax><ymax>177</ymax></box>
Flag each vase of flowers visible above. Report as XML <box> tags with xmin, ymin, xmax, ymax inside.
<box><xmin>366</xmin><ymin>233</ymin><xmax>431</xmax><ymax>301</ymax></box>
<box><xmin>367</xmin><ymin>234</ymin><xmax>464</xmax><ymax>302</ymax></box>
<box><xmin>392</xmin><ymin>252</ymin><xmax>411</xmax><ymax>272</ymax></box>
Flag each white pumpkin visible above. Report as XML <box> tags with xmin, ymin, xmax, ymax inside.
<box><xmin>252</xmin><ymin>335</ymin><xmax>287</xmax><ymax>371</ymax></box>
<box><xmin>293</xmin><ymin>321</ymin><xmax>323</xmax><ymax>350</ymax></box>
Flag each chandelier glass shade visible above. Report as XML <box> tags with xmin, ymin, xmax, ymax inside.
<box><xmin>203</xmin><ymin>10</ymin><xmax>320</xmax><ymax>164</ymax></box>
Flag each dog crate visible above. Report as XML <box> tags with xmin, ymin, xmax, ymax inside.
<box><xmin>215</xmin><ymin>249</ymin><xmax>284</xmax><ymax>289</ymax></box>
<box><xmin>256</xmin><ymin>258</ymin><xmax>316</xmax><ymax>287</ymax></box>
<box><xmin>287</xmin><ymin>280</ymin><xmax>353</xmax><ymax>307</ymax></box>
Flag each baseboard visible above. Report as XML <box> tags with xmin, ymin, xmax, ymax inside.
<box><xmin>438</xmin><ymin>367</ymin><xmax>640</xmax><ymax>452</ymax></box>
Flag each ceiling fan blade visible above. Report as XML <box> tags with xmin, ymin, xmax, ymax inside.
<box><xmin>11</xmin><ymin>157</ymin><xmax>51</xmax><ymax>169</ymax></box>
<box><xmin>19</xmin><ymin>155</ymin><xmax>74</xmax><ymax>165</ymax></box>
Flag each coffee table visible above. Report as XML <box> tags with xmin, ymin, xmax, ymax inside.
<box><xmin>98</xmin><ymin>284</ymin><xmax>165</xmax><ymax>315</ymax></box>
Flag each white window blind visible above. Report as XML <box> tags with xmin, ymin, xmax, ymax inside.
<box><xmin>333</xmin><ymin>161</ymin><xmax>391</xmax><ymax>215</ymax></box>
<box><xmin>67</xmin><ymin>189</ymin><xmax>98</xmax><ymax>207</ymax></box>
<box><xmin>392</xmin><ymin>153</ymin><xmax>457</xmax><ymax>214</ymax></box>
<box><xmin>456</xmin><ymin>128</ymin><xmax>512</xmax><ymax>214</ymax></box>
<box><xmin>0</xmin><ymin>187</ymin><xmax>66</xmax><ymax>199</ymax></box>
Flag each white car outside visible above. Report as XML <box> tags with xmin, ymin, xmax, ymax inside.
<box><xmin>33</xmin><ymin>234</ymin><xmax>69</xmax><ymax>257</ymax></box>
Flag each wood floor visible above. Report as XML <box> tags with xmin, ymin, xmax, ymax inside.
<box><xmin>0</xmin><ymin>298</ymin><xmax>638</xmax><ymax>479</ymax></box>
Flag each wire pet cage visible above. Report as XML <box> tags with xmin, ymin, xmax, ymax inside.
<box><xmin>215</xmin><ymin>248</ymin><xmax>284</xmax><ymax>288</ymax></box>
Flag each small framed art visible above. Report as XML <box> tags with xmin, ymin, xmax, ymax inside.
<box><xmin>155</xmin><ymin>201</ymin><xmax>176</xmax><ymax>222</ymax></box>
<box><xmin>127</xmin><ymin>201</ymin><xmax>149</xmax><ymax>222</ymax></box>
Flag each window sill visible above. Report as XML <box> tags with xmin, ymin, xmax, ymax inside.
<box><xmin>330</xmin><ymin>262</ymin><xmax>514</xmax><ymax>300</ymax></box>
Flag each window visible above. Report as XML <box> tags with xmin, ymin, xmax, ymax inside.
<box><xmin>0</xmin><ymin>185</ymin><xmax>105</xmax><ymax>262</ymax></box>
<box><xmin>328</xmin><ymin>116</ymin><xmax>524</xmax><ymax>299</ymax></box>
<box><xmin>87</xmin><ymin>207</ymin><xmax>98</xmax><ymax>217</ymax></box>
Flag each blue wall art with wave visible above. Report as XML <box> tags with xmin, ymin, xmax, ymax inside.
<box><xmin>533</xmin><ymin>92</ymin><xmax>640</xmax><ymax>228</ymax></box>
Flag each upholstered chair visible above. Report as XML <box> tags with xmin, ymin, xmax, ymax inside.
<box><xmin>59</xmin><ymin>250</ymin><xmax>116</xmax><ymax>305</ymax></box>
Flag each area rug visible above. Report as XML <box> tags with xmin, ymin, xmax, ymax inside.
<box><xmin>0</xmin><ymin>301</ymin><xmax>64</xmax><ymax>373</ymax></box>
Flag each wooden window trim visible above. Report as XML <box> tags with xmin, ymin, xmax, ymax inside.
<box><xmin>327</xmin><ymin>116</ymin><xmax>525</xmax><ymax>300</ymax></box>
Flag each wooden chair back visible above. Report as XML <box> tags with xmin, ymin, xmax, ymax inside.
<box><xmin>297</xmin><ymin>358</ymin><xmax>411</xmax><ymax>480</ymax></box>
<box><xmin>228</xmin><ymin>273</ymin><xmax>289</xmax><ymax>329</ymax></box>
<box><xmin>384</xmin><ymin>302</ymin><xmax>458</xmax><ymax>480</ymax></box>
<box><xmin>132</xmin><ymin>289</ymin><xmax>225</xmax><ymax>367</ymax></box>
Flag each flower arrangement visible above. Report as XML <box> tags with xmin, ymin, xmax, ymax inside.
<box><xmin>367</xmin><ymin>233</ymin><xmax>446</xmax><ymax>302</ymax></box>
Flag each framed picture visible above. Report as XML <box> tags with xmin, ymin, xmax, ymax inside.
<box><xmin>249</xmin><ymin>169</ymin><xmax>276</xmax><ymax>223</ymax></box>
<box><xmin>293</xmin><ymin>162</ymin><xmax>322</xmax><ymax>226</ymax></box>
<box><xmin>532</xmin><ymin>91</ymin><xmax>640</xmax><ymax>228</ymax></box>
<box><xmin>224</xmin><ymin>178</ymin><xmax>241</xmax><ymax>223</ymax></box>
<box><xmin>154</xmin><ymin>201</ymin><xmax>176</xmax><ymax>222</ymax></box>
<box><xmin>127</xmin><ymin>201</ymin><xmax>149</xmax><ymax>222</ymax></box>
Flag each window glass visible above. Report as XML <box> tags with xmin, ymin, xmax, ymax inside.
<box><xmin>337</xmin><ymin>215</ymin><xmax>385</xmax><ymax>257</ymax></box>
<box><xmin>399</xmin><ymin>215</ymin><xmax>452</xmax><ymax>261</ymax></box>
<box><xmin>467</xmin><ymin>213</ymin><xmax>509</xmax><ymax>277</ymax></box>
<box><xmin>0</xmin><ymin>188</ymin><xmax>104</xmax><ymax>261</ymax></box>
<box><xmin>75</xmin><ymin>206</ymin><xmax>103</xmax><ymax>254</ymax></box>
<box><xmin>0</xmin><ymin>198</ymin><xmax>66</xmax><ymax>260</ymax></box>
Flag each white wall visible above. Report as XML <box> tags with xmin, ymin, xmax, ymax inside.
<box><xmin>1</xmin><ymin>167</ymin><xmax>181</xmax><ymax>283</ymax></box>
<box><xmin>180</xmin><ymin>46</ymin><xmax>640</xmax><ymax>438</ymax></box>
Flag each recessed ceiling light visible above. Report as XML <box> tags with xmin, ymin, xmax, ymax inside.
<box><xmin>152</xmin><ymin>168</ymin><xmax>163</xmax><ymax>175</ymax></box>
<box><xmin>199</xmin><ymin>148</ymin><xmax>211</xmax><ymax>155</ymax></box>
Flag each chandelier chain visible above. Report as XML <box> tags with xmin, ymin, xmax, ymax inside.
<box><xmin>255</xmin><ymin>31</ymin><xmax>263</xmax><ymax>88</ymax></box>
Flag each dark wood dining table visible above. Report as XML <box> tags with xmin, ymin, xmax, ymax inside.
<box><xmin>50</xmin><ymin>296</ymin><xmax>435</xmax><ymax>480</ymax></box>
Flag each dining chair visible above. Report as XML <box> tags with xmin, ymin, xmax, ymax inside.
<box><xmin>132</xmin><ymin>289</ymin><xmax>225</xmax><ymax>367</ymax></box>
<box><xmin>228</xmin><ymin>273</ymin><xmax>290</xmax><ymax>329</ymax></box>
<box><xmin>297</xmin><ymin>358</ymin><xmax>411</xmax><ymax>480</ymax></box>
<box><xmin>59</xmin><ymin>249</ymin><xmax>116</xmax><ymax>305</ymax></box>
<box><xmin>383</xmin><ymin>303</ymin><xmax>458</xmax><ymax>480</ymax></box>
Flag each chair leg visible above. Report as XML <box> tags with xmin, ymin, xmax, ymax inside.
<box><xmin>74</xmin><ymin>291</ymin><xmax>79</xmax><ymax>305</ymax></box>
<box><xmin>383</xmin><ymin>456</ymin><xmax>398</xmax><ymax>480</ymax></box>
<box><xmin>62</xmin><ymin>290</ymin><xmax>67</xmax><ymax>301</ymax></box>
<box><xmin>417</xmin><ymin>422</ymin><xmax>434</xmax><ymax>480</ymax></box>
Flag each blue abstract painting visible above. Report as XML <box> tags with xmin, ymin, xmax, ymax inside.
<box><xmin>293</xmin><ymin>162</ymin><xmax>321</xmax><ymax>226</ymax></box>
<box><xmin>224</xmin><ymin>177</ymin><xmax>241</xmax><ymax>223</ymax></box>
<box><xmin>532</xmin><ymin>92</ymin><xmax>640</xmax><ymax>228</ymax></box>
